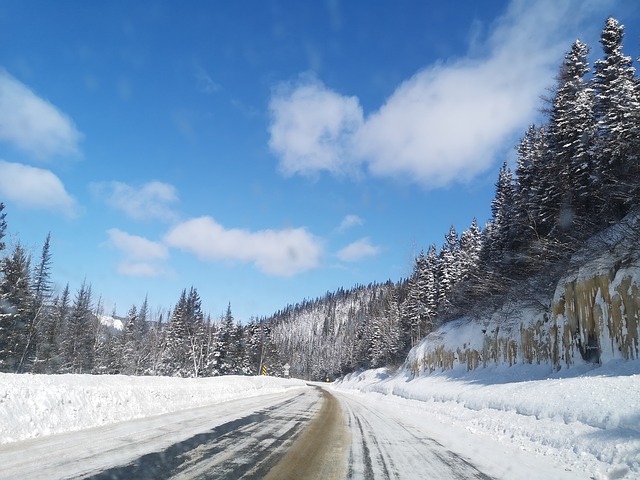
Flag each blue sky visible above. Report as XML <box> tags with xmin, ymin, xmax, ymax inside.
<box><xmin>1</xmin><ymin>0</ymin><xmax>639</xmax><ymax>321</ymax></box>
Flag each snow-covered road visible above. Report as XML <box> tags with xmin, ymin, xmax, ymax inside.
<box><xmin>331</xmin><ymin>388</ymin><xmax>589</xmax><ymax>480</ymax></box>
<box><xmin>0</xmin><ymin>387</ymin><xmax>321</xmax><ymax>479</ymax></box>
<box><xmin>0</xmin><ymin>382</ymin><xmax>588</xmax><ymax>479</ymax></box>
<box><xmin>1</xmin><ymin>365</ymin><xmax>638</xmax><ymax>479</ymax></box>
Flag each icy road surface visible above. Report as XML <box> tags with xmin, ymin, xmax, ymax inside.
<box><xmin>0</xmin><ymin>383</ymin><xmax>586</xmax><ymax>480</ymax></box>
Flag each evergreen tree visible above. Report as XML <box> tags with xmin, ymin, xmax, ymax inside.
<box><xmin>402</xmin><ymin>250</ymin><xmax>429</xmax><ymax>346</ymax></box>
<box><xmin>120</xmin><ymin>305</ymin><xmax>138</xmax><ymax>375</ymax></box>
<box><xmin>487</xmin><ymin>162</ymin><xmax>515</xmax><ymax>261</ymax></box>
<box><xmin>211</xmin><ymin>303</ymin><xmax>241</xmax><ymax>375</ymax></box>
<box><xmin>162</xmin><ymin>288</ymin><xmax>206</xmax><ymax>377</ymax></box>
<box><xmin>185</xmin><ymin>287</ymin><xmax>207</xmax><ymax>377</ymax></box>
<box><xmin>162</xmin><ymin>290</ymin><xmax>189</xmax><ymax>376</ymax></box>
<box><xmin>459</xmin><ymin>219</ymin><xmax>483</xmax><ymax>280</ymax></box>
<box><xmin>32</xmin><ymin>234</ymin><xmax>55</xmax><ymax>372</ymax></box>
<box><xmin>437</xmin><ymin>225</ymin><xmax>461</xmax><ymax>313</ymax></box>
<box><xmin>46</xmin><ymin>284</ymin><xmax>71</xmax><ymax>372</ymax></box>
<box><xmin>0</xmin><ymin>203</ymin><xmax>6</xmax><ymax>252</ymax></box>
<box><xmin>32</xmin><ymin>233</ymin><xmax>53</xmax><ymax>305</ymax></box>
<box><xmin>370</xmin><ymin>286</ymin><xmax>402</xmax><ymax>367</ymax></box>
<box><xmin>593</xmin><ymin>17</ymin><xmax>640</xmax><ymax>217</ymax></box>
<box><xmin>62</xmin><ymin>282</ymin><xmax>94</xmax><ymax>373</ymax></box>
<box><xmin>0</xmin><ymin>243</ymin><xmax>34</xmax><ymax>372</ymax></box>
<box><xmin>546</xmin><ymin>40</ymin><xmax>596</xmax><ymax>235</ymax></box>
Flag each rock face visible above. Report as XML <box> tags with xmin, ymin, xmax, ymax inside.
<box><xmin>407</xmin><ymin>215</ymin><xmax>640</xmax><ymax>375</ymax></box>
<box><xmin>554</xmin><ymin>262</ymin><xmax>639</xmax><ymax>368</ymax></box>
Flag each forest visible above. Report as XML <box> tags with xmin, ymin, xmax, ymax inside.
<box><xmin>1</xmin><ymin>17</ymin><xmax>639</xmax><ymax>380</ymax></box>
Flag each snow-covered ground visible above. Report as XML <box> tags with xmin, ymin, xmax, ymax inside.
<box><xmin>333</xmin><ymin>360</ymin><xmax>640</xmax><ymax>480</ymax></box>
<box><xmin>1</xmin><ymin>363</ymin><xmax>638</xmax><ymax>479</ymax></box>
<box><xmin>0</xmin><ymin>373</ymin><xmax>306</xmax><ymax>444</ymax></box>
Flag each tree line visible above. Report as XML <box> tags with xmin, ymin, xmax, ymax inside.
<box><xmin>0</xmin><ymin>220</ymin><xmax>282</xmax><ymax>376</ymax></box>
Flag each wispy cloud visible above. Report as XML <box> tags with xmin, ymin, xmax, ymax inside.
<box><xmin>106</xmin><ymin>228</ymin><xmax>168</xmax><ymax>260</ymax></box>
<box><xmin>0</xmin><ymin>70</ymin><xmax>82</xmax><ymax>160</ymax></box>
<box><xmin>116</xmin><ymin>261</ymin><xmax>166</xmax><ymax>278</ymax></box>
<box><xmin>105</xmin><ymin>228</ymin><xmax>169</xmax><ymax>278</ymax></box>
<box><xmin>164</xmin><ymin>216</ymin><xmax>323</xmax><ymax>276</ymax></box>
<box><xmin>337</xmin><ymin>214</ymin><xmax>363</xmax><ymax>232</ymax></box>
<box><xmin>0</xmin><ymin>160</ymin><xmax>78</xmax><ymax>217</ymax></box>
<box><xmin>92</xmin><ymin>180</ymin><xmax>179</xmax><ymax>222</ymax></box>
<box><xmin>268</xmin><ymin>0</ymin><xmax>597</xmax><ymax>188</ymax></box>
<box><xmin>195</xmin><ymin>65</ymin><xmax>221</xmax><ymax>94</ymax></box>
<box><xmin>336</xmin><ymin>237</ymin><xmax>381</xmax><ymax>262</ymax></box>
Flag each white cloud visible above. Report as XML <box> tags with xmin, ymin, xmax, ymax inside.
<box><xmin>0</xmin><ymin>70</ymin><xmax>81</xmax><ymax>159</ymax></box>
<box><xmin>0</xmin><ymin>160</ymin><xmax>78</xmax><ymax>216</ymax></box>
<box><xmin>164</xmin><ymin>216</ymin><xmax>323</xmax><ymax>276</ymax></box>
<box><xmin>106</xmin><ymin>228</ymin><xmax>168</xmax><ymax>261</ymax></box>
<box><xmin>93</xmin><ymin>181</ymin><xmax>179</xmax><ymax>221</ymax></box>
<box><xmin>336</xmin><ymin>237</ymin><xmax>382</xmax><ymax>262</ymax></box>
<box><xmin>337</xmin><ymin>214</ymin><xmax>363</xmax><ymax>232</ymax></box>
<box><xmin>269</xmin><ymin>75</ymin><xmax>364</xmax><ymax>177</ymax></box>
<box><xmin>268</xmin><ymin>0</ymin><xmax>594</xmax><ymax>188</ymax></box>
<box><xmin>116</xmin><ymin>261</ymin><xmax>165</xmax><ymax>278</ymax></box>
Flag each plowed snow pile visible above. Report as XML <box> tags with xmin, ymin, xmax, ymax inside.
<box><xmin>0</xmin><ymin>374</ymin><xmax>306</xmax><ymax>444</ymax></box>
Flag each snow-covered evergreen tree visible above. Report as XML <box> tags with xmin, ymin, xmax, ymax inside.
<box><xmin>487</xmin><ymin>162</ymin><xmax>516</xmax><ymax>261</ymax></box>
<box><xmin>162</xmin><ymin>288</ymin><xmax>206</xmax><ymax>377</ymax></box>
<box><xmin>437</xmin><ymin>225</ymin><xmax>461</xmax><ymax>313</ymax></box>
<box><xmin>593</xmin><ymin>17</ymin><xmax>640</xmax><ymax>217</ymax></box>
<box><xmin>211</xmin><ymin>303</ymin><xmax>242</xmax><ymax>375</ymax></box>
<box><xmin>0</xmin><ymin>243</ymin><xmax>34</xmax><ymax>372</ymax></box>
<box><xmin>62</xmin><ymin>282</ymin><xmax>94</xmax><ymax>374</ymax></box>
<box><xmin>0</xmin><ymin>203</ymin><xmax>6</xmax><ymax>253</ymax></box>
<box><xmin>546</xmin><ymin>40</ymin><xmax>596</xmax><ymax>234</ymax></box>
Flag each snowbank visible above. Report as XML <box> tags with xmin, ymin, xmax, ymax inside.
<box><xmin>0</xmin><ymin>374</ymin><xmax>306</xmax><ymax>444</ymax></box>
<box><xmin>335</xmin><ymin>360</ymin><xmax>640</xmax><ymax>479</ymax></box>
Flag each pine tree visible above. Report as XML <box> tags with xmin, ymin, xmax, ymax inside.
<box><xmin>120</xmin><ymin>304</ymin><xmax>138</xmax><ymax>375</ymax></box>
<box><xmin>458</xmin><ymin>219</ymin><xmax>483</xmax><ymax>281</ymax></box>
<box><xmin>512</xmin><ymin>125</ymin><xmax>549</xmax><ymax>245</ymax></box>
<box><xmin>546</xmin><ymin>40</ymin><xmax>596</xmax><ymax>234</ymax></box>
<box><xmin>0</xmin><ymin>203</ymin><xmax>6</xmax><ymax>253</ymax></box>
<box><xmin>593</xmin><ymin>17</ymin><xmax>640</xmax><ymax>217</ymax></box>
<box><xmin>47</xmin><ymin>284</ymin><xmax>71</xmax><ymax>372</ymax></box>
<box><xmin>62</xmin><ymin>282</ymin><xmax>94</xmax><ymax>373</ymax></box>
<box><xmin>437</xmin><ymin>225</ymin><xmax>461</xmax><ymax>314</ymax></box>
<box><xmin>32</xmin><ymin>234</ymin><xmax>55</xmax><ymax>372</ymax></box>
<box><xmin>0</xmin><ymin>243</ymin><xmax>34</xmax><ymax>372</ymax></box>
<box><xmin>162</xmin><ymin>290</ymin><xmax>189</xmax><ymax>376</ymax></box>
<box><xmin>185</xmin><ymin>287</ymin><xmax>206</xmax><ymax>377</ymax></box>
<box><xmin>162</xmin><ymin>288</ymin><xmax>207</xmax><ymax>377</ymax></box>
<box><xmin>402</xmin><ymin>251</ymin><xmax>428</xmax><ymax>346</ymax></box>
<box><xmin>488</xmin><ymin>162</ymin><xmax>516</xmax><ymax>260</ymax></box>
<box><xmin>212</xmin><ymin>303</ymin><xmax>241</xmax><ymax>375</ymax></box>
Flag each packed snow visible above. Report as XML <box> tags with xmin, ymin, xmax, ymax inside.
<box><xmin>333</xmin><ymin>360</ymin><xmax>640</xmax><ymax>479</ymax></box>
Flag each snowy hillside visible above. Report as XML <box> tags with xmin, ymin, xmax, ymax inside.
<box><xmin>403</xmin><ymin>212</ymin><xmax>640</xmax><ymax>376</ymax></box>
